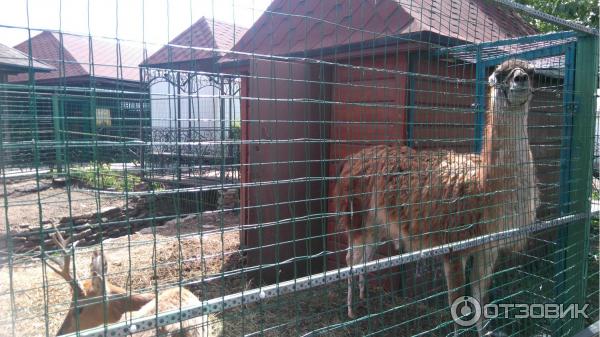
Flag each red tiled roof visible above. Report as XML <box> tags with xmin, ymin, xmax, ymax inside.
<box><xmin>229</xmin><ymin>0</ymin><xmax>537</xmax><ymax>57</ymax></box>
<box><xmin>142</xmin><ymin>17</ymin><xmax>247</xmax><ymax>69</ymax></box>
<box><xmin>10</xmin><ymin>31</ymin><xmax>144</xmax><ymax>83</ymax></box>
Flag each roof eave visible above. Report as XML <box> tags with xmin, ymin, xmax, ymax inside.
<box><xmin>140</xmin><ymin>55</ymin><xmax>218</xmax><ymax>68</ymax></box>
<box><xmin>0</xmin><ymin>64</ymin><xmax>54</xmax><ymax>74</ymax></box>
<box><xmin>219</xmin><ymin>30</ymin><xmax>469</xmax><ymax>69</ymax></box>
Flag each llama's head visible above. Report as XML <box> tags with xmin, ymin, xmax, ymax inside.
<box><xmin>488</xmin><ymin>59</ymin><xmax>534</xmax><ymax>108</ymax></box>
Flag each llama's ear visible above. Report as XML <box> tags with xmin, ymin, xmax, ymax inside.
<box><xmin>525</xmin><ymin>63</ymin><xmax>535</xmax><ymax>75</ymax></box>
<box><xmin>488</xmin><ymin>72</ymin><xmax>497</xmax><ymax>86</ymax></box>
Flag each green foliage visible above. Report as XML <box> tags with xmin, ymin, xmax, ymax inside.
<box><xmin>515</xmin><ymin>0</ymin><xmax>599</xmax><ymax>33</ymax></box>
<box><xmin>71</xmin><ymin>163</ymin><xmax>141</xmax><ymax>192</ymax></box>
<box><xmin>229</xmin><ymin>125</ymin><xmax>241</xmax><ymax>140</ymax></box>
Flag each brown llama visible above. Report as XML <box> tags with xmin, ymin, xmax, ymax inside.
<box><xmin>333</xmin><ymin>59</ymin><xmax>540</xmax><ymax>336</ymax></box>
<box><xmin>44</xmin><ymin>229</ymin><xmax>207</xmax><ymax>336</ymax></box>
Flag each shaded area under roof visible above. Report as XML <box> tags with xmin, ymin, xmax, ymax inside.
<box><xmin>441</xmin><ymin>32</ymin><xmax>576</xmax><ymax>78</ymax></box>
<box><xmin>141</xmin><ymin>17</ymin><xmax>247</xmax><ymax>71</ymax></box>
<box><xmin>10</xmin><ymin>31</ymin><xmax>145</xmax><ymax>85</ymax></box>
<box><xmin>227</xmin><ymin>0</ymin><xmax>537</xmax><ymax>60</ymax></box>
<box><xmin>0</xmin><ymin>43</ymin><xmax>53</xmax><ymax>74</ymax></box>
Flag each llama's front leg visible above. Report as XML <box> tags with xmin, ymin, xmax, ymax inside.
<box><xmin>443</xmin><ymin>254</ymin><xmax>467</xmax><ymax>336</ymax></box>
<box><xmin>471</xmin><ymin>248</ymin><xmax>498</xmax><ymax>337</ymax></box>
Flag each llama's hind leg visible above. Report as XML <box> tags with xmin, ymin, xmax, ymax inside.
<box><xmin>359</xmin><ymin>243</ymin><xmax>376</xmax><ymax>300</ymax></box>
<box><xmin>346</xmin><ymin>234</ymin><xmax>376</xmax><ymax>318</ymax></box>
<box><xmin>443</xmin><ymin>254</ymin><xmax>467</xmax><ymax>336</ymax></box>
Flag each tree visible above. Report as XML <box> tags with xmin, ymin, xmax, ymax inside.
<box><xmin>514</xmin><ymin>0</ymin><xmax>599</xmax><ymax>32</ymax></box>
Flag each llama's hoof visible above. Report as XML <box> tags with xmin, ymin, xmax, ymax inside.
<box><xmin>347</xmin><ymin>305</ymin><xmax>367</xmax><ymax>319</ymax></box>
<box><xmin>484</xmin><ymin>331</ymin><xmax>508</xmax><ymax>337</ymax></box>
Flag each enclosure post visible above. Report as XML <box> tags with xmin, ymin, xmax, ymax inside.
<box><xmin>219</xmin><ymin>77</ymin><xmax>226</xmax><ymax>186</ymax></box>
<box><xmin>552</xmin><ymin>41</ymin><xmax>576</xmax><ymax>335</ymax></box>
<box><xmin>187</xmin><ymin>74</ymin><xmax>192</xmax><ymax>159</ymax></box>
<box><xmin>474</xmin><ymin>46</ymin><xmax>485</xmax><ymax>153</ymax></box>
<box><xmin>52</xmin><ymin>93</ymin><xmax>63</xmax><ymax>173</ymax></box>
<box><xmin>138</xmin><ymin>67</ymin><xmax>145</xmax><ymax>180</ymax></box>
<box><xmin>228</xmin><ymin>79</ymin><xmax>233</xmax><ymax>163</ymax></box>
<box><xmin>176</xmin><ymin>72</ymin><xmax>182</xmax><ymax>181</ymax></box>
<box><xmin>405</xmin><ymin>54</ymin><xmax>415</xmax><ymax>148</ymax></box>
<box><xmin>558</xmin><ymin>43</ymin><xmax>576</xmax><ymax>214</ymax></box>
<box><xmin>564</xmin><ymin>34</ymin><xmax>598</xmax><ymax>334</ymax></box>
<box><xmin>0</xmin><ymin>78</ymin><xmax>10</xmax><ymax>166</ymax></box>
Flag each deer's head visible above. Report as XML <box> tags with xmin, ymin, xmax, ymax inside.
<box><xmin>44</xmin><ymin>230</ymin><xmax>153</xmax><ymax>336</ymax></box>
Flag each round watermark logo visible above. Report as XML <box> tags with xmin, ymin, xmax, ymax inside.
<box><xmin>450</xmin><ymin>296</ymin><xmax>481</xmax><ymax>327</ymax></box>
<box><xmin>451</xmin><ymin>296</ymin><xmax>589</xmax><ymax>326</ymax></box>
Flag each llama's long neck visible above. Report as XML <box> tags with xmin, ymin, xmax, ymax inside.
<box><xmin>480</xmin><ymin>86</ymin><xmax>533</xmax><ymax>189</ymax></box>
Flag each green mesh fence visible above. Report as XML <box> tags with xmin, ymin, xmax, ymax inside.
<box><xmin>588</xmin><ymin>99</ymin><xmax>599</xmax><ymax>328</ymax></box>
<box><xmin>0</xmin><ymin>1</ymin><xmax>598</xmax><ymax>337</ymax></box>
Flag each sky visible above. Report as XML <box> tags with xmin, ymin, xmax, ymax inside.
<box><xmin>0</xmin><ymin>0</ymin><xmax>272</xmax><ymax>51</ymax></box>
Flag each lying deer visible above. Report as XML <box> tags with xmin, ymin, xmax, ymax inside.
<box><xmin>44</xmin><ymin>229</ymin><xmax>206</xmax><ymax>336</ymax></box>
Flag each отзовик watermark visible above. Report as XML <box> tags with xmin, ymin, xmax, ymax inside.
<box><xmin>451</xmin><ymin>296</ymin><xmax>589</xmax><ymax>327</ymax></box>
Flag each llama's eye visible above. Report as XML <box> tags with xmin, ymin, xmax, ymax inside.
<box><xmin>495</xmin><ymin>74</ymin><xmax>507</xmax><ymax>82</ymax></box>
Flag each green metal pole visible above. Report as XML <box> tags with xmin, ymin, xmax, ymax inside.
<box><xmin>474</xmin><ymin>46</ymin><xmax>485</xmax><ymax>153</ymax></box>
<box><xmin>0</xmin><ymin>78</ymin><xmax>9</xmax><ymax>166</ymax></box>
<box><xmin>52</xmin><ymin>93</ymin><xmax>63</xmax><ymax>173</ymax></box>
<box><xmin>565</xmin><ymin>34</ymin><xmax>598</xmax><ymax>334</ymax></box>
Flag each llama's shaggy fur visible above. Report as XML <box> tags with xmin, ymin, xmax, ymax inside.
<box><xmin>333</xmin><ymin>59</ymin><xmax>540</xmax><ymax>336</ymax></box>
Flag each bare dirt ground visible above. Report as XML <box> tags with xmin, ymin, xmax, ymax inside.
<box><xmin>0</xmin><ymin>210</ymin><xmax>242</xmax><ymax>337</ymax></box>
<box><xmin>0</xmin><ymin>178</ymin><xmax>449</xmax><ymax>337</ymax></box>
<box><xmin>0</xmin><ymin>178</ymin><xmax>125</xmax><ymax>240</ymax></box>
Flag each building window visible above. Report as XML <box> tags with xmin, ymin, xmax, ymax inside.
<box><xmin>96</xmin><ymin>108</ymin><xmax>111</xmax><ymax>127</ymax></box>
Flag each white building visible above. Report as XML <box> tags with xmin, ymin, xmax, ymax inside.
<box><xmin>140</xmin><ymin>17</ymin><xmax>246</xmax><ymax>160</ymax></box>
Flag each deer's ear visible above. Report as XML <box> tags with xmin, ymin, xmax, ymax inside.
<box><xmin>90</xmin><ymin>250</ymin><xmax>107</xmax><ymax>292</ymax></box>
<box><xmin>488</xmin><ymin>72</ymin><xmax>498</xmax><ymax>86</ymax></box>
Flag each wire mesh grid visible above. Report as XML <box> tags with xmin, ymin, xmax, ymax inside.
<box><xmin>0</xmin><ymin>1</ymin><xmax>597</xmax><ymax>337</ymax></box>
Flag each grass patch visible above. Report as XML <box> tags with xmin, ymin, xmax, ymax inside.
<box><xmin>229</xmin><ymin>125</ymin><xmax>241</xmax><ymax>140</ymax></box>
<box><xmin>71</xmin><ymin>163</ymin><xmax>141</xmax><ymax>191</ymax></box>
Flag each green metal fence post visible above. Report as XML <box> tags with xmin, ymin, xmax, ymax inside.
<box><xmin>474</xmin><ymin>46</ymin><xmax>485</xmax><ymax>153</ymax></box>
<box><xmin>52</xmin><ymin>93</ymin><xmax>64</xmax><ymax>173</ymax></box>
<box><xmin>565</xmin><ymin>34</ymin><xmax>598</xmax><ymax>334</ymax></box>
<box><xmin>552</xmin><ymin>41</ymin><xmax>576</xmax><ymax>336</ymax></box>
